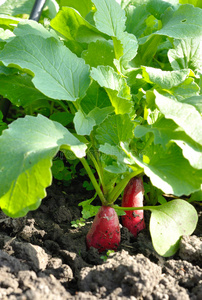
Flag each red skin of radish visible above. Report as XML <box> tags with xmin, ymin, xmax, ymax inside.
<box><xmin>86</xmin><ymin>206</ymin><xmax>120</xmax><ymax>253</ymax></box>
<box><xmin>121</xmin><ymin>177</ymin><xmax>145</xmax><ymax>237</ymax></box>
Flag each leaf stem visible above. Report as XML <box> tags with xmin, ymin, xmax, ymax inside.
<box><xmin>111</xmin><ymin>204</ymin><xmax>158</xmax><ymax>211</ymax></box>
<box><xmin>88</xmin><ymin>150</ymin><xmax>105</xmax><ymax>190</ymax></box>
<box><xmin>56</xmin><ymin>100</ymin><xmax>69</xmax><ymax>113</ymax></box>
<box><xmin>107</xmin><ymin>168</ymin><xmax>143</xmax><ymax>204</ymax></box>
<box><xmin>80</xmin><ymin>157</ymin><xmax>107</xmax><ymax>205</ymax></box>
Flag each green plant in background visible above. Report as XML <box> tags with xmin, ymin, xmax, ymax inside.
<box><xmin>100</xmin><ymin>250</ymin><xmax>115</xmax><ymax>262</ymax></box>
<box><xmin>71</xmin><ymin>218</ymin><xmax>86</xmax><ymax>228</ymax></box>
<box><xmin>0</xmin><ymin>0</ymin><xmax>201</xmax><ymax>256</ymax></box>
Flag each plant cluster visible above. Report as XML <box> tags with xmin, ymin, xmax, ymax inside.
<box><xmin>0</xmin><ymin>0</ymin><xmax>201</xmax><ymax>257</ymax></box>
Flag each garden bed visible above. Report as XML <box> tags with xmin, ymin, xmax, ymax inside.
<box><xmin>0</xmin><ymin>178</ymin><xmax>201</xmax><ymax>300</ymax></box>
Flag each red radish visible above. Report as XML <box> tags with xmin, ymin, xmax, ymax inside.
<box><xmin>121</xmin><ymin>177</ymin><xmax>145</xmax><ymax>237</ymax></box>
<box><xmin>86</xmin><ymin>206</ymin><xmax>120</xmax><ymax>253</ymax></box>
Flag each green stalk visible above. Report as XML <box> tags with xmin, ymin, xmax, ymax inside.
<box><xmin>80</xmin><ymin>157</ymin><xmax>107</xmax><ymax>205</ymax></box>
<box><xmin>56</xmin><ymin>100</ymin><xmax>69</xmax><ymax>113</ymax></box>
<box><xmin>111</xmin><ymin>205</ymin><xmax>158</xmax><ymax>211</ymax></box>
<box><xmin>107</xmin><ymin>168</ymin><xmax>143</xmax><ymax>204</ymax></box>
<box><xmin>88</xmin><ymin>151</ymin><xmax>105</xmax><ymax>190</ymax></box>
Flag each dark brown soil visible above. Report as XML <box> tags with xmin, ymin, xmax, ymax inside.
<box><xmin>0</xmin><ymin>178</ymin><xmax>202</xmax><ymax>299</ymax></box>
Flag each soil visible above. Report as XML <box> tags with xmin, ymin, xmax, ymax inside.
<box><xmin>0</xmin><ymin>177</ymin><xmax>202</xmax><ymax>300</ymax></box>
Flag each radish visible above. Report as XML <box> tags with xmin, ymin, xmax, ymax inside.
<box><xmin>86</xmin><ymin>206</ymin><xmax>120</xmax><ymax>253</ymax></box>
<box><xmin>121</xmin><ymin>177</ymin><xmax>145</xmax><ymax>237</ymax></box>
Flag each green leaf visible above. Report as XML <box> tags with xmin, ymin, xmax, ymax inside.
<box><xmin>50</xmin><ymin>7</ymin><xmax>105</xmax><ymax>44</ymax></box>
<box><xmin>50</xmin><ymin>112</ymin><xmax>74</xmax><ymax>126</ymax></box>
<box><xmin>0</xmin><ymin>0</ymin><xmax>35</xmax><ymax>15</ymax></box>
<box><xmin>156</xmin><ymin>4</ymin><xmax>202</xmax><ymax>38</ymax></box>
<box><xmin>0</xmin><ymin>34</ymin><xmax>90</xmax><ymax>101</ymax></box>
<box><xmin>74</xmin><ymin>110</ymin><xmax>96</xmax><ymax>135</ymax></box>
<box><xmin>168</xmin><ymin>37</ymin><xmax>202</xmax><ymax>75</ymax></box>
<box><xmin>82</xmin><ymin>40</ymin><xmax>115</xmax><ymax>68</ymax></box>
<box><xmin>74</xmin><ymin>105</ymin><xmax>114</xmax><ymax>136</ymax></box>
<box><xmin>0</xmin><ymin>65</ymin><xmax>18</xmax><ymax>75</ymax></box>
<box><xmin>99</xmin><ymin>143</ymin><xmax>127</xmax><ymax>162</ymax></box>
<box><xmin>92</xmin><ymin>0</ymin><xmax>126</xmax><ymax>37</ymax></box>
<box><xmin>88</xmin><ymin>107</ymin><xmax>114</xmax><ymax>125</ymax></box>
<box><xmin>189</xmin><ymin>188</ymin><xmax>202</xmax><ymax>202</ymax></box>
<box><xmin>179</xmin><ymin>0</ymin><xmax>202</xmax><ymax>8</ymax></box>
<box><xmin>0</xmin><ymin>114</ymin><xmax>87</xmax><ymax>217</ymax></box>
<box><xmin>181</xmin><ymin>95</ymin><xmax>202</xmax><ymax>114</ymax></box>
<box><xmin>91</xmin><ymin>65</ymin><xmax>133</xmax><ymax>114</ymax></box>
<box><xmin>0</xmin><ymin>28</ymin><xmax>14</xmax><ymax>43</ymax></box>
<box><xmin>154</xmin><ymin>90</ymin><xmax>202</xmax><ymax>146</ymax></box>
<box><xmin>57</xmin><ymin>0</ymin><xmax>92</xmax><ymax>18</ymax></box>
<box><xmin>135</xmin><ymin>118</ymin><xmax>202</xmax><ymax>169</ymax></box>
<box><xmin>116</xmin><ymin>31</ymin><xmax>138</xmax><ymax>70</ymax></box>
<box><xmin>79</xmin><ymin>199</ymin><xmax>101</xmax><ymax>219</ymax></box>
<box><xmin>14</xmin><ymin>20</ymin><xmax>59</xmax><ymax>40</ymax></box>
<box><xmin>0</xmin><ymin>15</ymin><xmax>22</xmax><ymax>30</ymax></box>
<box><xmin>146</xmin><ymin>0</ymin><xmax>174</xmax><ymax>20</ymax></box>
<box><xmin>142</xmin><ymin>67</ymin><xmax>189</xmax><ymax>89</ymax></box>
<box><xmin>150</xmin><ymin>199</ymin><xmax>198</xmax><ymax>257</ymax></box>
<box><xmin>96</xmin><ymin>114</ymin><xmax>135</xmax><ymax>145</ymax></box>
<box><xmin>121</xmin><ymin>143</ymin><xmax>202</xmax><ymax>196</ymax></box>
<box><xmin>80</xmin><ymin>81</ymin><xmax>111</xmax><ymax>114</ymax></box>
<box><xmin>169</xmin><ymin>77</ymin><xmax>200</xmax><ymax>101</ymax></box>
<box><xmin>0</xmin><ymin>73</ymin><xmax>50</xmax><ymax>107</ymax></box>
<box><xmin>125</xmin><ymin>5</ymin><xmax>150</xmax><ymax>38</ymax></box>
<box><xmin>43</xmin><ymin>0</ymin><xmax>59</xmax><ymax>20</ymax></box>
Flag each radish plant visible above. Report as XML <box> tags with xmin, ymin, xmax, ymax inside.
<box><xmin>0</xmin><ymin>0</ymin><xmax>201</xmax><ymax>256</ymax></box>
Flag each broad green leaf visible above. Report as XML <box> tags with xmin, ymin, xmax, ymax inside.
<box><xmin>74</xmin><ymin>106</ymin><xmax>114</xmax><ymax>136</ymax></box>
<box><xmin>181</xmin><ymin>95</ymin><xmax>202</xmax><ymax>114</ymax></box>
<box><xmin>91</xmin><ymin>65</ymin><xmax>133</xmax><ymax>114</ymax></box>
<box><xmin>0</xmin><ymin>28</ymin><xmax>14</xmax><ymax>42</ymax></box>
<box><xmin>156</xmin><ymin>4</ymin><xmax>202</xmax><ymax>38</ymax></box>
<box><xmin>116</xmin><ymin>31</ymin><xmax>138</xmax><ymax>70</ymax></box>
<box><xmin>0</xmin><ymin>15</ymin><xmax>22</xmax><ymax>30</ymax></box>
<box><xmin>91</xmin><ymin>66</ymin><xmax>130</xmax><ymax>98</ymax></box>
<box><xmin>50</xmin><ymin>112</ymin><xmax>73</xmax><ymax>126</ymax></box>
<box><xmin>0</xmin><ymin>34</ymin><xmax>90</xmax><ymax>101</ymax></box>
<box><xmin>142</xmin><ymin>67</ymin><xmax>189</xmax><ymax>90</ymax></box>
<box><xmin>0</xmin><ymin>0</ymin><xmax>35</xmax><ymax>15</ymax></box>
<box><xmin>92</xmin><ymin>0</ymin><xmax>126</xmax><ymax>37</ymax></box>
<box><xmin>14</xmin><ymin>20</ymin><xmax>59</xmax><ymax>40</ymax></box>
<box><xmin>135</xmin><ymin>118</ymin><xmax>202</xmax><ymax>169</ymax></box>
<box><xmin>179</xmin><ymin>0</ymin><xmax>202</xmax><ymax>8</ymax></box>
<box><xmin>0</xmin><ymin>65</ymin><xmax>18</xmax><ymax>75</ymax></box>
<box><xmin>43</xmin><ymin>0</ymin><xmax>59</xmax><ymax>19</ymax></box>
<box><xmin>0</xmin><ymin>114</ymin><xmax>87</xmax><ymax>217</ymax></box>
<box><xmin>50</xmin><ymin>7</ymin><xmax>106</xmax><ymax>44</ymax></box>
<box><xmin>154</xmin><ymin>90</ymin><xmax>202</xmax><ymax>146</ymax></box>
<box><xmin>0</xmin><ymin>73</ymin><xmax>50</xmax><ymax>107</ymax></box>
<box><xmin>74</xmin><ymin>110</ymin><xmax>96</xmax><ymax>135</ymax></box>
<box><xmin>174</xmin><ymin>139</ymin><xmax>202</xmax><ymax>169</ymax></box>
<box><xmin>125</xmin><ymin>5</ymin><xmax>150</xmax><ymax>38</ymax></box>
<box><xmin>96</xmin><ymin>114</ymin><xmax>135</xmax><ymax>145</ymax></box>
<box><xmin>169</xmin><ymin>77</ymin><xmax>200</xmax><ymax>101</ymax></box>
<box><xmin>168</xmin><ymin>37</ymin><xmax>202</xmax><ymax>75</ymax></box>
<box><xmin>146</xmin><ymin>0</ymin><xmax>174</xmax><ymax>19</ymax></box>
<box><xmin>57</xmin><ymin>0</ymin><xmax>92</xmax><ymax>18</ymax></box>
<box><xmin>99</xmin><ymin>143</ymin><xmax>130</xmax><ymax>163</ymax></box>
<box><xmin>121</xmin><ymin>143</ymin><xmax>202</xmax><ymax>196</ymax></box>
<box><xmin>80</xmin><ymin>81</ymin><xmax>111</xmax><ymax>114</ymax></box>
<box><xmin>82</xmin><ymin>40</ymin><xmax>115</xmax><ymax>68</ymax></box>
<box><xmin>189</xmin><ymin>188</ymin><xmax>202</xmax><ymax>202</ymax></box>
<box><xmin>150</xmin><ymin>199</ymin><xmax>198</xmax><ymax>257</ymax></box>
<box><xmin>88</xmin><ymin>107</ymin><xmax>114</xmax><ymax>125</ymax></box>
